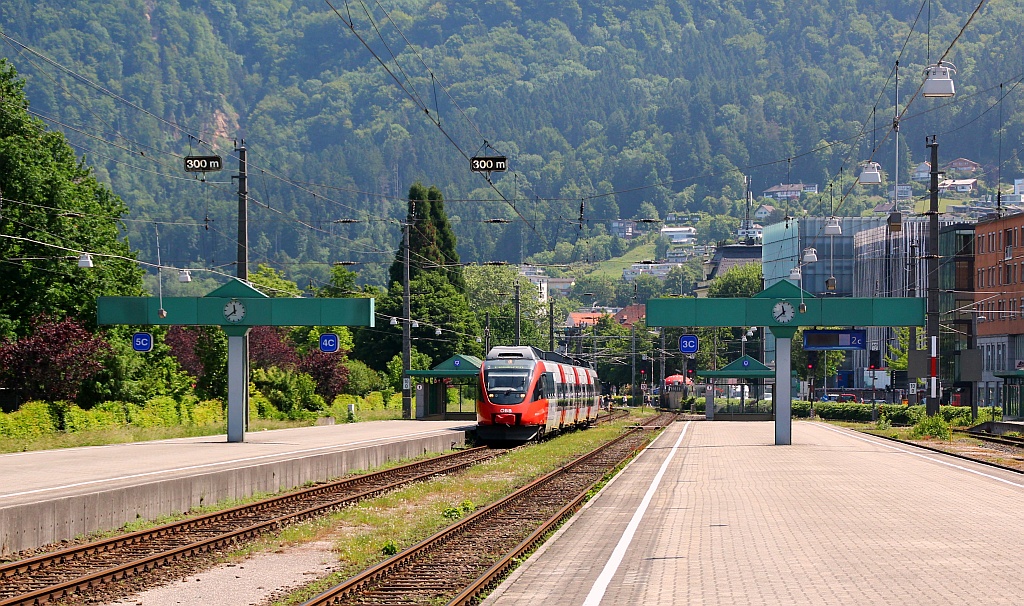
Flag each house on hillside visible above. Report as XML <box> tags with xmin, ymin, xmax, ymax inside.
<box><xmin>754</xmin><ymin>204</ymin><xmax>776</xmax><ymax>220</ymax></box>
<box><xmin>609</xmin><ymin>219</ymin><xmax>637</xmax><ymax>239</ymax></box>
<box><xmin>912</xmin><ymin>162</ymin><xmax>931</xmax><ymax>182</ymax></box>
<box><xmin>939</xmin><ymin>178</ymin><xmax>978</xmax><ymax>193</ymax></box>
<box><xmin>944</xmin><ymin>158</ymin><xmax>982</xmax><ymax>174</ymax></box>
<box><xmin>660</xmin><ymin>225</ymin><xmax>697</xmax><ymax>244</ymax></box>
<box><xmin>613</xmin><ymin>304</ymin><xmax>646</xmax><ymax>327</ymax></box>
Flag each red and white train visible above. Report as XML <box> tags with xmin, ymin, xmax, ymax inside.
<box><xmin>476</xmin><ymin>346</ymin><xmax>600</xmax><ymax>444</ymax></box>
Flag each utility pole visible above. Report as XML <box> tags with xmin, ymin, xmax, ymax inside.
<box><xmin>402</xmin><ymin>216</ymin><xmax>412</xmax><ymax>420</ymax></box>
<box><xmin>235</xmin><ymin>141</ymin><xmax>248</xmax><ymax>281</ymax></box>
<box><xmin>926</xmin><ymin>136</ymin><xmax>941</xmax><ymax>416</ymax></box>
<box><xmin>232</xmin><ymin>140</ymin><xmax>250</xmax><ymax>437</ymax></box>
<box><xmin>514</xmin><ymin>280</ymin><xmax>521</xmax><ymax>346</ymax></box>
<box><xmin>660</xmin><ymin>331</ymin><xmax>666</xmax><ymax>396</ymax></box>
<box><xmin>631</xmin><ymin>324</ymin><xmax>637</xmax><ymax>405</ymax></box>
<box><xmin>485</xmin><ymin>311</ymin><xmax>492</xmax><ymax>353</ymax></box>
<box><xmin>548</xmin><ymin>300</ymin><xmax>554</xmax><ymax>352</ymax></box>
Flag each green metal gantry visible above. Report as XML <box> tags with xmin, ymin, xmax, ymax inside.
<box><xmin>98</xmin><ymin>279</ymin><xmax>374</xmax><ymax>442</ymax></box>
<box><xmin>647</xmin><ymin>281</ymin><xmax>924</xmax><ymax>444</ymax></box>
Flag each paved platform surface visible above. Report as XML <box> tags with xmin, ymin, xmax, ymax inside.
<box><xmin>0</xmin><ymin>420</ymin><xmax>472</xmax><ymax>554</ymax></box>
<box><xmin>0</xmin><ymin>420</ymin><xmax>471</xmax><ymax>507</ymax></box>
<box><xmin>485</xmin><ymin>420</ymin><xmax>1024</xmax><ymax>605</ymax></box>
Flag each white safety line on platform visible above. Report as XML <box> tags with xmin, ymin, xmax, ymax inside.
<box><xmin>582</xmin><ymin>421</ymin><xmax>691</xmax><ymax>606</ymax></box>
<box><xmin>0</xmin><ymin>428</ymin><xmax>467</xmax><ymax>500</ymax></box>
<box><xmin>818</xmin><ymin>423</ymin><xmax>1024</xmax><ymax>489</ymax></box>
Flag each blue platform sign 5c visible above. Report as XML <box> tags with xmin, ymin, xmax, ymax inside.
<box><xmin>132</xmin><ymin>332</ymin><xmax>153</xmax><ymax>352</ymax></box>
<box><xmin>679</xmin><ymin>334</ymin><xmax>699</xmax><ymax>354</ymax></box>
<box><xmin>319</xmin><ymin>333</ymin><xmax>339</xmax><ymax>353</ymax></box>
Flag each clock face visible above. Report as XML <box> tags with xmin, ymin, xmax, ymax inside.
<box><xmin>223</xmin><ymin>299</ymin><xmax>246</xmax><ymax>323</ymax></box>
<box><xmin>772</xmin><ymin>301</ymin><xmax>795</xmax><ymax>324</ymax></box>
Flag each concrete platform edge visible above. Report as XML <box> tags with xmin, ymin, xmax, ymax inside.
<box><xmin>0</xmin><ymin>431</ymin><xmax>467</xmax><ymax>556</ymax></box>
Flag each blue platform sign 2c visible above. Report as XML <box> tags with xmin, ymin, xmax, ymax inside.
<box><xmin>319</xmin><ymin>333</ymin><xmax>339</xmax><ymax>353</ymax></box>
<box><xmin>132</xmin><ymin>332</ymin><xmax>153</xmax><ymax>352</ymax></box>
<box><xmin>679</xmin><ymin>334</ymin><xmax>699</xmax><ymax>354</ymax></box>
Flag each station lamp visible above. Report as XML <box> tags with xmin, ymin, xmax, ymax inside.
<box><xmin>922</xmin><ymin>61</ymin><xmax>956</xmax><ymax>98</ymax></box>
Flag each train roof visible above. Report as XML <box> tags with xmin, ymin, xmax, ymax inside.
<box><xmin>485</xmin><ymin>346</ymin><xmax>587</xmax><ymax>368</ymax></box>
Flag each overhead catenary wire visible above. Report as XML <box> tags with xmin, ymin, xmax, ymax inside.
<box><xmin>0</xmin><ymin>0</ymin><xmax>1012</xmax><ymax>285</ymax></box>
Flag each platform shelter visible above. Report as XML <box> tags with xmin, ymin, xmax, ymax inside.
<box><xmin>407</xmin><ymin>354</ymin><xmax>481</xmax><ymax>420</ymax></box>
<box><xmin>697</xmin><ymin>355</ymin><xmax>775</xmax><ymax>420</ymax></box>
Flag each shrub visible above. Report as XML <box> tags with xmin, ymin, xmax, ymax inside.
<box><xmin>813</xmin><ymin>403</ymin><xmax>873</xmax><ymax>421</ymax></box>
<box><xmin>192</xmin><ymin>400</ymin><xmax>225</xmax><ymax>426</ymax></box>
<box><xmin>251</xmin><ymin>367</ymin><xmax>326</xmax><ymax>419</ymax></box>
<box><xmin>939</xmin><ymin>405</ymin><xmax>973</xmax><ymax>428</ymax></box>
<box><xmin>910</xmin><ymin>414</ymin><xmax>951</xmax><ymax>440</ymax></box>
<box><xmin>299</xmin><ymin>350</ymin><xmax>349</xmax><ymax>402</ymax></box>
<box><xmin>878</xmin><ymin>405</ymin><xmax>924</xmax><ymax>426</ymax></box>
<box><xmin>344</xmin><ymin>359</ymin><xmax>385</xmax><ymax>396</ymax></box>
<box><xmin>249</xmin><ymin>390</ymin><xmax>284</xmax><ymax>420</ymax></box>
<box><xmin>0</xmin><ymin>317</ymin><xmax>111</xmax><ymax>405</ymax></box>
<box><xmin>792</xmin><ymin>400</ymin><xmax>812</xmax><ymax>417</ymax></box>
<box><xmin>0</xmin><ymin>401</ymin><xmax>55</xmax><ymax>438</ymax></box>
<box><xmin>131</xmin><ymin>396</ymin><xmax>182</xmax><ymax>428</ymax></box>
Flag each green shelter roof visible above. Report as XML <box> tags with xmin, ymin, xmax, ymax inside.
<box><xmin>696</xmin><ymin>355</ymin><xmax>775</xmax><ymax>379</ymax></box>
<box><xmin>406</xmin><ymin>354</ymin><xmax>483</xmax><ymax>378</ymax></box>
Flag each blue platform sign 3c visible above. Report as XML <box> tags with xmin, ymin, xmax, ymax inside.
<box><xmin>132</xmin><ymin>332</ymin><xmax>153</xmax><ymax>352</ymax></box>
<box><xmin>319</xmin><ymin>333</ymin><xmax>339</xmax><ymax>353</ymax></box>
<box><xmin>679</xmin><ymin>334</ymin><xmax>699</xmax><ymax>354</ymax></box>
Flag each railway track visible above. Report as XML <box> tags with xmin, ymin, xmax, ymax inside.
<box><xmin>954</xmin><ymin>429</ymin><xmax>1024</xmax><ymax>449</ymax></box>
<box><xmin>302</xmin><ymin>412</ymin><xmax>678</xmax><ymax>606</ymax></box>
<box><xmin>0</xmin><ymin>446</ymin><xmax>501</xmax><ymax>606</ymax></box>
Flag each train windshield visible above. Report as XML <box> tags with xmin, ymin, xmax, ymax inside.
<box><xmin>484</xmin><ymin>369</ymin><xmax>531</xmax><ymax>405</ymax></box>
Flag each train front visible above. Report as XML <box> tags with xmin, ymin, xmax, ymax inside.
<box><xmin>476</xmin><ymin>357</ymin><xmax>544</xmax><ymax>444</ymax></box>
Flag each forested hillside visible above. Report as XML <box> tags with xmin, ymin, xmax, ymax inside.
<box><xmin>1</xmin><ymin>0</ymin><xmax>1021</xmax><ymax>289</ymax></box>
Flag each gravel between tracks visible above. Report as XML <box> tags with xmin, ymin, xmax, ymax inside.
<box><xmin>103</xmin><ymin>541</ymin><xmax>339</xmax><ymax>606</ymax></box>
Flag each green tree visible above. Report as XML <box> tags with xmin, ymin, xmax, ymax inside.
<box><xmin>707</xmin><ymin>263</ymin><xmax>763</xmax><ymax>298</ymax></box>
<box><xmin>248</xmin><ymin>264</ymin><xmax>302</xmax><ymax>297</ymax></box>
<box><xmin>388</xmin><ymin>183</ymin><xmax>463</xmax><ymax>290</ymax></box>
<box><xmin>664</xmin><ymin>260</ymin><xmax>703</xmax><ymax>296</ymax></box>
<box><xmin>0</xmin><ymin>59</ymin><xmax>143</xmax><ymax>338</ymax></box>
<box><xmin>464</xmin><ymin>265</ymin><xmax>545</xmax><ymax>349</ymax></box>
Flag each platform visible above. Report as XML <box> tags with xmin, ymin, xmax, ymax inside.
<box><xmin>484</xmin><ymin>420</ymin><xmax>1024</xmax><ymax>605</ymax></box>
<box><xmin>0</xmin><ymin>420</ymin><xmax>472</xmax><ymax>556</ymax></box>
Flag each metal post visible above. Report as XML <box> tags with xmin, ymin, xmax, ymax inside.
<box><xmin>233</xmin><ymin>141</ymin><xmax>249</xmax><ymax>434</ymax></box>
<box><xmin>548</xmin><ymin>299</ymin><xmax>555</xmax><ymax>352</ymax></box>
<box><xmin>235</xmin><ymin>141</ymin><xmax>248</xmax><ymax>281</ymax></box>
<box><xmin>485</xmin><ymin>311</ymin><xmax>492</xmax><ymax>354</ymax></box>
<box><xmin>660</xmin><ymin>331</ymin><xmax>666</xmax><ymax>402</ymax></box>
<box><xmin>926</xmin><ymin>136</ymin><xmax>941</xmax><ymax>415</ymax></box>
<box><xmin>776</xmin><ymin>336</ymin><xmax>793</xmax><ymax>445</ymax></box>
<box><xmin>514</xmin><ymin>280</ymin><xmax>521</xmax><ymax>346</ymax></box>
<box><xmin>631</xmin><ymin>324</ymin><xmax>636</xmax><ymax>405</ymax></box>
<box><xmin>227</xmin><ymin>332</ymin><xmax>249</xmax><ymax>443</ymax></box>
<box><xmin>402</xmin><ymin>219</ymin><xmax>412</xmax><ymax>420</ymax></box>
<box><xmin>741</xmin><ymin>335</ymin><xmax>747</xmax><ymax>410</ymax></box>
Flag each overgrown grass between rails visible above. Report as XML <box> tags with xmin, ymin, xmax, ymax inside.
<box><xmin>269</xmin><ymin>415</ymin><xmax>653</xmax><ymax>606</ymax></box>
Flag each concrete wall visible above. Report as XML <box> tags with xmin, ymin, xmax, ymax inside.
<box><xmin>0</xmin><ymin>431</ymin><xmax>467</xmax><ymax>555</ymax></box>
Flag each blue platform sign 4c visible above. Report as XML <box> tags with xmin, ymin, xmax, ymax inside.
<box><xmin>319</xmin><ymin>333</ymin><xmax>339</xmax><ymax>353</ymax></box>
<box><xmin>679</xmin><ymin>334</ymin><xmax>699</xmax><ymax>354</ymax></box>
<box><xmin>132</xmin><ymin>332</ymin><xmax>153</xmax><ymax>352</ymax></box>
